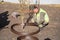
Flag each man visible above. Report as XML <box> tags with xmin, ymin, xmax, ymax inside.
<box><xmin>29</xmin><ymin>5</ymin><xmax>49</xmax><ymax>28</ymax></box>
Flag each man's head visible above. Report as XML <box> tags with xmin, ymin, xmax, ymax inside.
<box><xmin>29</xmin><ymin>5</ymin><xmax>39</xmax><ymax>14</ymax></box>
<box><xmin>33</xmin><ymin>6</ymin><xmax>39</xmax><ymax>13</ymax></box>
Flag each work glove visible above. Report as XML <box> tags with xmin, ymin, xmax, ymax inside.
<box><xmin>38</xmin><ymin>24</ymin><xmax>43</xmax><ymax>28</ymax></box>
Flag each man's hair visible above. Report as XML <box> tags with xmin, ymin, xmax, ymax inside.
<box><xmin>34</xmin><ymin>5</ymin><xmax>38</xmax><ymax>8</ymax></box>
<box><xmin>29</xmin><ymin>5</ymin><xmax>38</xmax><ymax>10</ymax></box>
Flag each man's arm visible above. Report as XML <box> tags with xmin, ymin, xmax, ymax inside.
<box><xmin>39</xmin><ymin>12</ymin><xmax>49</xmax><ymax>28</ymax></box>
<box><xmin>43</xmin><ymin>13</ymin><xmax>49</xmax><ymax>27</ymax></box>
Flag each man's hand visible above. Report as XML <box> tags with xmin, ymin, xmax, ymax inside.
<box><xmin>39</xmin><ymin>24</ymin><xmax>43</xmax><ymax>28</ymax></box>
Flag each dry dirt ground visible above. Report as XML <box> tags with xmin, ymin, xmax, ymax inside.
<box><xmin>0</xmin><ymin>3</ymin><xmax>60</xmax><ymax>40</ymax></box>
